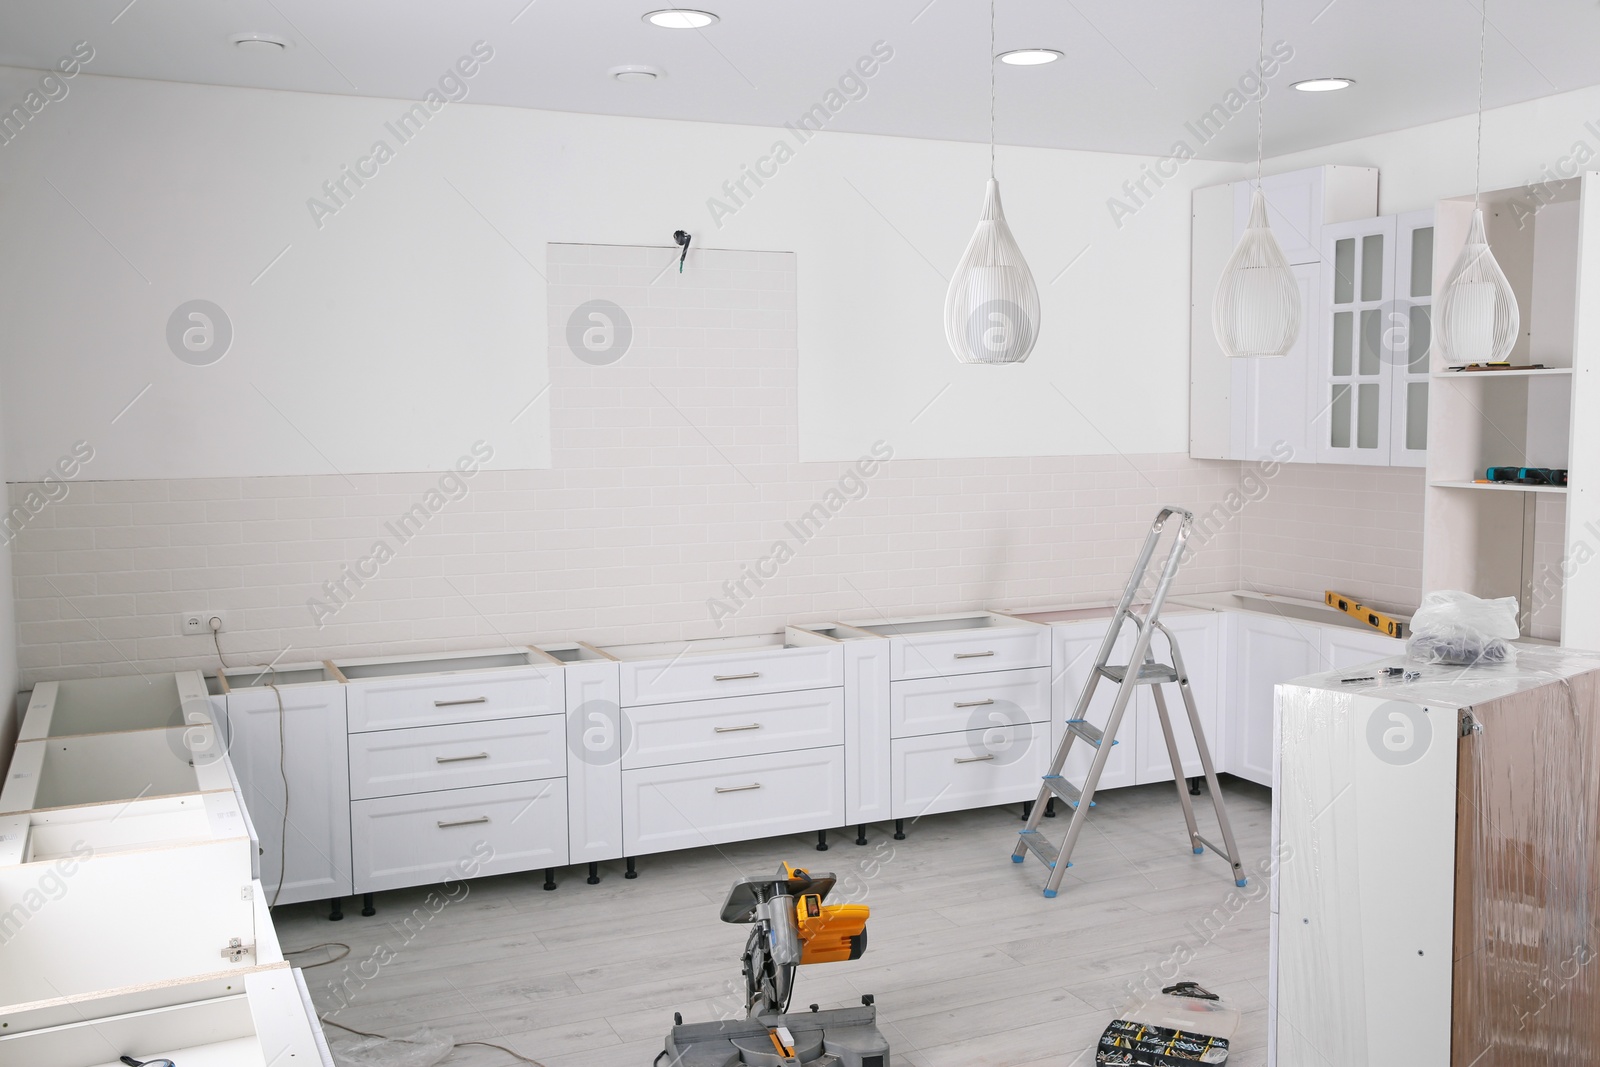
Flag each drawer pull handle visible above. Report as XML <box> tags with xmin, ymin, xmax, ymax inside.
<box><xmin>714</xmin><ymin>723</ymin><xmax>763</xmax><ymax>733</ymax></box>
<box><xmin>436</xmin><ymin>752</ymin><xmax>491</xmax><ymax>763</ymax></box>
<box><xmin>955</xmin><ymin>754</ymin><xmax>995</xmax><ymax>764</ymax></box>
<box><xmin>713</xmin><ymin>672</ymin><xmax>762</xmax><ymax>681</ymax></box>
<box><xmin>954</xmin><ymin>699</ymin><xmax>995</xmax><ymax>708</ymax></box>
<box><xmin>715</xmin><ymin>782</ymin><xmax>762</xmax><ymax>794</ymax></box>
<box><xmin>435</xmin><ymin>697</ymin><xmax>489</xmax><ymax>707</ymax></box>
<box><xmin>437</xmin><ymin>816</ymin><xmax>491</xmax><ymax>828</ymax></box>
<box><xmin>953</xmin><ymin>651</ymin><xmax>995</xmax><ymax>660</ymax></box>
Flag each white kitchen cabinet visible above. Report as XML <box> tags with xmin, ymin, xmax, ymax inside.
<box><xmin>792</xmin><ymin>623</ymin><xmax>892</xmax><ymax>837</ymax></box>
<box><xmin>540</xmin><ymin>642</ymin><xmax>624</xmax><ymax>869</ymax></box>
<box><xmin>217</xmin><ymin>663</ymin><xmax>353</xmax><ymax>908</ymax></box>
<box><xmin>1320</xmin><ymin>625</ymin><xmax>1407</xmax><ymax>671</ymax></box>
<box><xmin>1192</xmin><ymin>165</ymin><xmax>1381</xmax><ymax>462</ymax></box>
<box><xmin>890</xmin><ymin>723</ymin><xmax>1050</xmax><ymax>817</ymax></box>
<box><xmin>1318</xmin><ymin>211</ymin><xmax>1436</xmax><ymax>466</ymax></box>
<box><xmin>604</xmin><ymin>630</ymin><xmax>846</xmax><ymax>859</ymax></box>
<box><xmin>347</xmin><ymin>714</ymin><xmax>566</xmax><ymax>800</ymax></box>
<box><xmin>888</xmin><ymin>666</ymin><xmax>1050</xmax><ymax>739</ymax></box>
<box><xmin>18</xmin><ymin>670</ymin><xmax>213</xmax><ymax>741</ymax></box>
<box><xmin>1227</xmin><ymin>612</ymin><xmax>1324</xmax><ymax>787</ymax></box>
<box><xmin>1132</xmin><ymin>612</ymin><xmax>1223</xmax><ymax>785</ymax></box>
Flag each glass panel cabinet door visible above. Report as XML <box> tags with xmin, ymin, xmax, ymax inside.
<box><xmin>1389</xmin><ymin>210</ymin><xmax>1435</xmax><ymax>467</ymax></box>
<box><xmin>1318</xmin><ymin>216</ymin><xmax>1398</xmax><ymax>465</ymax></box>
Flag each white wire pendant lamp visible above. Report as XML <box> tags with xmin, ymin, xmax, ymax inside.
<box><xmin>1435</xmin><ymin>0</ymin><xmax>1519</xmax><ymax>366</ymax></box>
<box><xmin>944</xmin><ymin>0</ymin><xmax>1040</xmax><ymax>365</ymax></box>
<box><xmin>1212</xmin><ymin>0</ymin><xmax>1300</xmax><ymax>359</ymax></box>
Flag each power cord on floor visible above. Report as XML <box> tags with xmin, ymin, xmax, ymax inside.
<box><xmin>317</xmin><ymin>1016</ymin><xmax>550</xmax><ymax>1067</ymax></box>
<box><xmin>284</xmin><ymin>942</ymin><xmax>351</xmax><ymax>968</ymax></box>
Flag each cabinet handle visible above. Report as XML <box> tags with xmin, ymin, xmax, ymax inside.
<box><xmin>436</xmin><ymin>752</ymin><xmax>490</xmax><ymax>763</ymax></box>
<box><xmin>953</xmin><ymin>651</ymin><xmax>995</xmax><ymax>660</ymax></box>
<box><xmin>715</xmin><ymin>782</ymin><xmax>762</xmax><ymax>793</ymax></box>
<box><xmin>434</xmin><ymin>697</ymin><xmax>489</xmax><ymax>707</ymax></box>
<box><xmin>954</xmin><ymin>754</ymin><xmax>995</xmax><ymax>764</ymax></box>
<box><xmin>437</xmin><ymin>816</ymin><xmax>491</xmax><ymax>828</ymax></box>
<box><xmin>954</xmin><ymin>698</ymin><xmax>994</xmax><ymax>708</ymax></box>
<box><xmin>713</xmin><ymin>672</ymin><xmax>761</xmax><ymax>681</ymax></box>
<box><xmin>714</xmin><ymin>723</ymin><xmax>763</xmax><ymax>733</ymax></box>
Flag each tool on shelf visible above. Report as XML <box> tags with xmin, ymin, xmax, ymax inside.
<box><xmin>1013</xmin><ymin>507</ymin><xmax>1247</xmax><ymax>897</ymax></box>
<box><xmin>1484</xmin><ymin>466</ymin><xmax>1567</xmax><ymax>486</ymax></box>
<box><xmin>662</xmin><ymin>862</ymin><xmax>888</xmax><ymax>1065</ymax></box>
<box><xmin>1325</xmin><ymin>590</ymin><xmax>1408</xmax><ymax>639</ymax></box>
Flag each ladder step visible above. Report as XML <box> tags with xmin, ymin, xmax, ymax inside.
<box><xmin>1016</xmin><ymin>829</ymin><xmax>1062</xmax><ymax>868</ymax></box>
<box><xmin>1042</xmin><ymin>775</ymin><xmax>1093</xmax><ymax>808</ymax></box>
<box><xmin>1098</xmin><ymin>663</ymin><xmax>1181</xmax><ymax>684</ymax></box>
<box><xmin>1064</xmin><ymin>720</ymin><xmax>1116</xmax><ymax>748</ymax></box>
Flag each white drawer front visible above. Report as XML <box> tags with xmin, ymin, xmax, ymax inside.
<box><xmin>622</xmin><ymin>747</ymin><xmax>844</xmax><ymax>855</ymax></box>
<box><xmin>889</xmin><ymin>666</ymin><xmax>1050</xmax><ymax>739</ymax></box>
<box><xmin>891</xmin><ymin>724</ymin><xmax>1050</xmax><ymax>819</ymax></box>
<box><xmin>351</xmin><ymin>778</ymin><xmax>567</xmax><ymax>893</ymax></box>
<box><xmin>624</xmin><ymin>688</ymin><xmax>844</xmax><ymax>771</ymax></box>
<box><xmin>620</xmin><ymin>645</ymin><xmax>842</xmax><ymax>706</ymax></box>
<box><xmin>888</xmin><ymin>626</ymin><xmax>1049</xmax><ymax>680</ymax></box>
<box><xmin>348</xmin><ymin>716</ymin><xmax>566</xmax><ymax>800</ymax></box>
<box><xmin>346</xmin><ymin>668</ymin><xmax>562</xmax><ymax>733</ymax></box>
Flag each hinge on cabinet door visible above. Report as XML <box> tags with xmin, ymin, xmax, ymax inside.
<box><xmin>241</xmin><ymin>884</ymin><xmax>253</xmax><ymax>900</ymax></box>
<box><xmin>1459</xmin><ymin>711</ymin><xmax>1482</xmax><ymax>738</ymax></box>
<box><xmin>221</xmin><ymin>937</ymin><xmax>255</xmax><ymax>962</ymax></box>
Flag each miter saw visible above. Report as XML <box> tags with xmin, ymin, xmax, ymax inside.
<box><xmin>661</xmin><ymin>863</ymin><xmax>890</xmax><ymax>1067</ymax></box>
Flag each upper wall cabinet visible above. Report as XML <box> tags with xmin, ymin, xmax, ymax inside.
<box><xmin>1191</xmin><ymin>165</ymin><xmax>1379</xmax><ymax>465</ymax></box>
<box><xmin>1315</xmin><ymin>210</ymin><xmax>1434</xmax><ymax>467</ymax></box>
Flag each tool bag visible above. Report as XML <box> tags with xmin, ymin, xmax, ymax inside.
<box><xmin>1095</xmin><ymin>983</ymin><xmax>1237</xmax><ymax>1066</ymax></box>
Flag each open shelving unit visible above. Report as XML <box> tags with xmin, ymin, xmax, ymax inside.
<box><xmin>1422</xmin><ymin>176</ymin><xmax>1599</xmax><ymax>645</ymax></box>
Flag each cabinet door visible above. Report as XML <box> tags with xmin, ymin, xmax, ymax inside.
<box><xmin>1390</xmin><ymin>210</ymin><xmax>1435</xmax><ymax>467</ymax></box>
<box><xmin>1229</xmin><ymin>613</ymin><xmax>1322</xmax><ymax>788</ymax></box>
<box><xmin>1320</xmin><ymin>625</ymin><xmax>1407</xmax><ymax>672</ymax></box>
<box><xmin>224</xmin><ymin>684</ymin><xmax>352</xmax><ymax>905</ymax></box>
<box><xmin>1231</xmin><ymin>261</ymin><xmax>1320</xmax><ymax>464</ymax></box>
<box><xmin>1053</xmin><ymin>621</ymin><xmax>1138</xmax><ymax>791</ymax></box>
<box><xmin>1133</xmin><ymin>613</ymin><xmax>1222</xmax><ymax>784</ymax></box>
<box><xmin>1318</xmin><ymin>217</ymin><xmax>1398</xmax><ymax>465</ymax></box>
<box><xmin>1235</xmin><ymin>170</ymin><xmax>1324</xmax><ymax>266</ymax></box>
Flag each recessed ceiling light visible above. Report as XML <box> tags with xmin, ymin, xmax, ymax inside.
<box><xmin>643</xmin><ymin>9</ymin><xmax>718</xmax><ymax>29</ymax></box>
<box><xmin>229</xmin><ymin>32</ymin><xmax>290</xmax><ymax>52</ymax></box>
<box><xmin>1292</xmin><ymin>77</ymin><xmax>1355</xmax><ymax>92</ymax></box>
<box><xmin>998</xmin><ymin>49</ymin><xmax>1062</xmax><ymax>66</ymax></box>
<box><xmin>609</xmin><ymin>64</ymin><xmax>663</xmax><ymax>83</ymax></box>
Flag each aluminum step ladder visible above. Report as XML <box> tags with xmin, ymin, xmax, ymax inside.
<box><xmin>1012</xmin><ymin>506</ymin><xmax>1247</xmax><ymax>897</ymax></box>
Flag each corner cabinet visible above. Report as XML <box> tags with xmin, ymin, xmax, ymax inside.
<box><xmin>1192</xmin><ymin>165</ymin><xmax>1379</xmax><ymax>464</ymax></box>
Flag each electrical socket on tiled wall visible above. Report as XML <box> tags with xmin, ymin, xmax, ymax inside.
<box><xmin>6</xmin><ymin>244</ymin><xmax>1422</xmax><ymax>683</ymax></box>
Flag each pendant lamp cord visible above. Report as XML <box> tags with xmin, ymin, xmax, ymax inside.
<box><xmin>990</xmin><ymin>0</ymin><xmax>996</xmax><ymax>180</ymax></box>
<box><xmin>1255</xmin><ymin>0</ymin><xmax>1265</xmax><ymax>187</ymax></box>
<box><xmin>1475</xmin><ymin>0</ymin><xmax>1486</xmax><ymax>206</ymax></box>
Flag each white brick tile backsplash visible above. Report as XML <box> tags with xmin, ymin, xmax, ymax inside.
<box><xmin>8</xmin><ymin>244</ymin><xmax>1427</xmax><ymax>681</ymax></box>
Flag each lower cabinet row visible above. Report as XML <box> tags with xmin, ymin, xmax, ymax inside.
<box><xmin>217</xmin><ymin>608</ymin><xmax>1404</xmax><ymax>908</ymax></box>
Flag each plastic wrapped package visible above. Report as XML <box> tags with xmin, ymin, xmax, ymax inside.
<box><xmin>327</xmin><ymin>1028</ymin><xmax>454</xmax><ymax>1067</ymax></box>
<box><xmin>1095</xmin><ymin>984</ymin><xmax>1240</xmax><ymax>1065</ymax></box>
<box><xmin>1406</xmin><ymin>590</ymin><xmax>1520</xmax><ymax>666</ymax></box>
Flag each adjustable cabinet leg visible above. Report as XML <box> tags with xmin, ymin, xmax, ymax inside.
<box><xmin>625</xmin><ymin>856</ymin><xmax>638</xmax><ymax>879</ymax></box>
<box><xmin>816</xmin><ymin>829</ymin><xmax>829</xmax><ymax>852</ymax></box>
<box><xmin>360</xmin><ymin>893</ymin><xmax>375</xmax><ymax>917</ymax></box>
<box><xmin>1045</xmin><ymin>797</ymin><xmax>1057</xmax><ymax>818</ymax></box>
<box><xmin>855</xmin><ymin>823</ymin><xmax>867</xmax><ymax>846</ymax></box>
<box><xmin>1188</xmin><ymin>776</ymin><xmax>1202</xmax><ymax>796</ymax></box>
<box><xmin>893</xmin><ymin>819</ymin><xmax>905</xmax><ymax>840</ymax></box>
<box><xmin>1021</xmin><ymin>800</ymin><xmax>1033</xmax><ymax>821</ymax></box>
<box><xmin>329</xmin><ymin>897</ymin><xmax>344</xmax><ymax>922</ymax></box>
<box><xmin>543</xmin><ymin>868</ymin><xmax>557</xmax><ymax>891</ymax></box>
<box><xmin>586</xmin><ymin>862</ymin><xmax>600</xmax><ymax>885</ymax></box>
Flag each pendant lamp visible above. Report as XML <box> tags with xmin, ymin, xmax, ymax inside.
<box><xmin>1435</xmin><ymin>0</ymin><xmax>1519</xmax><ymax>366</ymax></box>
<box><xmin>1213</xmin><ymin>0</ymin><xmax>1300</xmax><ymax>359</ymax></box>
<box><xmin>944</xmin><ymin>0</ymin><xmax>1039</xmax><ymax>365</ymax></box>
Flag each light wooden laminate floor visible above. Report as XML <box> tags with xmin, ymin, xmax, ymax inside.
<box><xmin>275</xmin><ymin>778</ymin><xmax>1274</xmax><ymax>1067</ymax></box>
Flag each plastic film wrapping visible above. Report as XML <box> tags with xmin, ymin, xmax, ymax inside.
<box><xmin>1275</xmin><ymin>684</ymin><xmax>1369</xmax><ymax>1066</ymax></box>
<box><xmin>1452</xmin><ymin>668</ymin><xmax>1600</xmax><ymax>1066</ymax></box>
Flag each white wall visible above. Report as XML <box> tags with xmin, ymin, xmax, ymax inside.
<box><xmin>0</xmin><ymin>66</ymin><xmax>1232</xmax><ymax>478</ymax></box>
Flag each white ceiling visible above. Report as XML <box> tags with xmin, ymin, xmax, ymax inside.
<box><xmin>1</xmin><ymin>0</ymin><xmax>1597</xmax><ymax>161</ymax></box>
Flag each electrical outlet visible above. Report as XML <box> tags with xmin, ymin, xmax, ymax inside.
<box><xmin>182</xmin><ymin>611</ymin><xmax>224</xmax><ymax>636</ymax></box>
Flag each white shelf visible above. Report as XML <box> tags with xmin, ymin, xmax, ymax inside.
<box><xmin>1431</xmin><ymin>367</ymin><xmax>1573</xmax><ymax>379</ymax></box>
<box><xmin>1429</xmin><ymin>480</ymin><xmax>1568</xmax><ymax>494</ymax></box>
